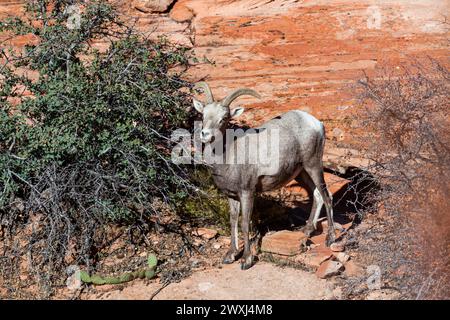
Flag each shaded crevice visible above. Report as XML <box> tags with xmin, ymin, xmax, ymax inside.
<box><xmin>134</xmin><ymin>0</ymin><xmax>178</xmax><ymax>14</ymax></box>
<box><xmin>162</xmin><ymin>0</ymin><xmax>178</xmax><ymax>14</ymax></box>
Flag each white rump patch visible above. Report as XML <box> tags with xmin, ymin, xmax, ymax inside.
<box><xmin>294</xmin><ymin>110</ymin><xmax>323</xmax><ymax>132</ymax></box>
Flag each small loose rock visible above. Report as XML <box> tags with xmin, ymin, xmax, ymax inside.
<box><xmin>330</xmin><ymin>242</ymin><xmax>345</xmax><ymax>252</ymax></box>
<box><xmin>193</xmin><ymin>227</ymin><xmax>218</xmax><ymax>240</ymax></box>
<box><xmin>133</xmin><ymin>0</ymin><xmax>175</xmax><ymax>13</ymax></box>
<box><xmin>316</xmin><ymin>260</ymin><xmax>343</xmax><ymax>279</ymax></box>
<box><xmin>170</xmin><ymin>3</ymin><xmax>194</xmax><ymax>22</ymax></box>
<box><xmin>295</xmin><ymin>247</ymin><xmax>332</xmax><ymax>270</ymax></box>
<box><xmin>218</xmin><ymin>236</ymin><xmax>231</xmax><ymax>246</ymax></box>
<box><xmin>333</xmin><ymin>252</ymin><xmax>350</xmax><ymax>264</ymax></box>
<box><xmin>261</xmin><ymin>230</ymin><xmax>307</xmax><ymax>256</ymax></box>
<box><xmin>343</xmin><ymin>260</ymin><xmax>364</xmax><ymax>277</ymax></box>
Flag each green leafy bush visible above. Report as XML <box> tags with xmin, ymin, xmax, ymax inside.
<box><xmin>0</xmin><ymin>0</ymin><xmax>196</xmax><ymax>296</ymax></box>
<box><xmin>179</xmin><ymin>168</ymin><xmax>230</xmax><ymax>230</ymax></box>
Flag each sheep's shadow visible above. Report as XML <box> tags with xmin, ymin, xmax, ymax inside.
<box><xmin>253</xmin><ymin>166</ymin><xmax>378</xmax><ymax>237</ymax></box>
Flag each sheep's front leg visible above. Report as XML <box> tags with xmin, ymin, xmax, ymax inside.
<box><xmin>240</xmin><ymin>190</ymin><xmax>255</xmax><ymax>270</ymax></box>
<box><xmin>223</xmin><ymin>197</ymin><xmax>241</xmax><ymax>264</ymax></box>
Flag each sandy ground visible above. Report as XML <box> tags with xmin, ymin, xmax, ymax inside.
<box><xmin>86</xmin><ymin>262</ymin><xmax>339</xmax><ymax>300</ymax></box>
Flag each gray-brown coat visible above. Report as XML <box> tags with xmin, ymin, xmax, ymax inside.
<box><xmin>193</xmin><ymin>82</ymin><xmax>336</xmax><ymax>270</ymax></box>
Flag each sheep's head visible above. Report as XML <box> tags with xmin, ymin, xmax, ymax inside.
<box><xmin>193</xmin><ymin>82</ymin><xmax>261</xmax><ymax>143</ymax></box>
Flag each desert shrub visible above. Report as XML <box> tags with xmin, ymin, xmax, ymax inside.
<box><xmin>0</xmin><ymin>0</ymin><xmax>197</xmax><ymax>297</ymax></box>
<box><xmin>356</xmin><ymin>60</ymin><xmax>449</xmax><ymax>299</ymax></box>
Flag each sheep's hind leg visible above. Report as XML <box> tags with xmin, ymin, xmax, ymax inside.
<box><xmin>303</xmin><ymin>165</ymin><xmax>336</xmax><ymax>246</ymax></box>
<box><xmin>295</xmin><ymin>170</ymin><xmax>323</xmax><ymax>237</ymax></box>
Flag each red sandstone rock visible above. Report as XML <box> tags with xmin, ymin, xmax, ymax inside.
<box><xmin>342</xmin><ymin>221</ymin><xmax>353</xmax><ymax>230</ymax></box>
<box><xmin>295</xmin><ymin>246</ymin><xmax>333</xmax><ymax>269</ymax></box>
<box><xmin>343</xmin><ymin>260</ymin><xmax>364</xmax><ymax>277</ymax></box>
<box><xmin>310</xmin><ymin>233</ymin><xmax>327</xmax><ymax>246</ymax></box>
<box><xmin>261</xmin><ymin>230</ymin><xmax>307</xmax><ymax>256</ymax></box>
<box><xmin>316</xmin><ymin>260</ymin><xmax>343</xmax><ymax>279</ymax></box>
<box><xmin>218</xmin><ymin>236</ymin><xmax>231</xmax><ymax>247</ymax></box>
<box><xmin>192</xmin><ymin>227</ymin><xmax>218</xmax><ymax>240</ymax></box>
<box><xmin>170</xmin><ymin>2</ymin><xmax>194</xmax><ymax>22</ymax></box>
<box><xmin>2</xmin><ymin>1</ymin><xmax>446</xmax><ymax>148</ymax></box>
<box><xmin>133</xmin><ymin>0</ymin><xmax>175</xmax><ymax>13</ymax></box>
<box><xmin>333</xmin><ymin>252</ymin><xmax>350</xmax><ymax>264</ymax></box>
<box><xmin>330</xmin><ymin>242</ymin><xmax>345</xmax><ymax>252</ymax></box>
<box><xmin>285</xmin><ymin>171</ymin><xmax>350</xmax><ymax>200</ymax></box>
<box><xmin>318</xmin><ymin>219</ymin><xmax>344</xmax><ymax>233</ymax></box>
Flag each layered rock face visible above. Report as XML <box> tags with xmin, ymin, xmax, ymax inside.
<box><xmin>142</xmin><ymin>0</ymin><xmax>448</xmax><ymax>126</ymax></box>
<box><xmin>1</xmin><ymin>0</ymin><xmax>448</xmax><ymax>129</ymax></box>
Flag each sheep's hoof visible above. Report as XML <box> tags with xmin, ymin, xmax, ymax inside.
<box><xmin>325</xmin><ymin>231</ymin><xmax>336</xmax><ymax>247</ymax></box>
<box><xmin>301</xmin><ymin>224</ymin><xmax>315</xmax><ymax>237</ymax></box>
<box><xmin>222</xmin><ymin>249</ymin><xmax>239</xmax><ymax>264</ymax></box>
<box><xmin>240</xmin><ymin>255</ymin><xmax>254</xmax><ymax>270</ymax></box>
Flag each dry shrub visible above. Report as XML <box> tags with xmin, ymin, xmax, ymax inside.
<box><xmin>357</xmin><ymin>60</ymin><xmax>450</xmax><ymax>299</ymax></box>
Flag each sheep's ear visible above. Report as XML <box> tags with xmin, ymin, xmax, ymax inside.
<box><xmin>193</xmin><ymin>99</ymin><xmax>204</xmax><ymax>114</ymax></box>
<box><xmin>230</xmin><ymin>107</ymin><xmax>244</xmax><ymax>118</ymax></box>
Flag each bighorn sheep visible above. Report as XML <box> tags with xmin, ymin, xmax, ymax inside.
<box><xmin>193</xmin><ymin>82</ymin><xmax>336</xmax><ymax>270</ymax></box>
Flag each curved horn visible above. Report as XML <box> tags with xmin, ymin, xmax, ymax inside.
<box><xmin>221</xmin><ymin>88</ymin><xmax>261</xmax><ymax>107</ymax></box>
<box><xmin>194</xmin><ymin>82</ymin><xmax>214</xmax><ymax>104</ymax></box>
